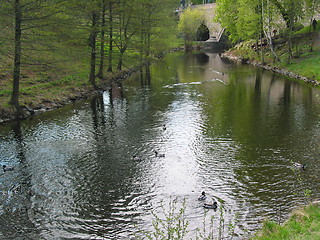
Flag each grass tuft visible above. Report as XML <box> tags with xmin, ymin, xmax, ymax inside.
<box><xmin>252</xmin><ymin>203</ymin><xmax>320</xmax><ymax>240</ymax></box>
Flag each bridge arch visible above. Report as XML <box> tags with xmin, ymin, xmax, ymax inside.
<box><xmin>178</xmin><ymin>3</ymin><xmax>225</xmax><ymax>42</ymax></box>
<box><xmin>196</xmin><ymin>24</ymin><xmax>210</xmax><ymax>41</ymax></box>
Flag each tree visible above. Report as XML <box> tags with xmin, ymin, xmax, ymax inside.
<box><xmin>1</xmin><ymin>0</ymin><xmax>69</xmax><ymax>108</ymax></box>
<box><xmin>10</xmin><ymin>0</ymin><xmax>22</xmax><ymax>107</ymax></box>
<box><xmin>89</xmin><ymin>7</ymin><xmax>99</xmax><ymax>86</ymax></box>
<box><xmin>215</xmin><ymin>0</ymin><xmax>240</xmax><ymax>43</ymax></box>
<box><xmin>113</xmin><ymin>0</ymin><xmax>141</xmax><ymax>70</ymax></box>
<box><xmin>262</xmin><ymin>0</ymin><xmax>280</xmax><ymax>61</ymax></box>
<box><xmin>178</xmin><ymin>8</ymin><xmax>206</xmax><ymax>50</ymax></box>
<box><xmin>135</xmin><ymin>0</ymin><xmax>177</xmax><ymax>62</ymax></box>
<box><xmin>107</xmin><ymin>0</ymin><xmax>114</xmax><ymax>72</ymax></box>
<box><xmin>270</xmin><ymin>0</ymin><xmax>304</xmax><ymax>61</ymax></box>
<box><xmin>97</xmin><ymin>0</ymin><xmax>107</xmax><ymax>78</ymax></box>
<box><xmin>215</xmin><ymin>0</ymin><xmax>318</xmax><ymax>62</ymax></box>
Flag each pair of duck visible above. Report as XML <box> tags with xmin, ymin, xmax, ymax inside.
<box><xmin>132</xmin><ymin>150</ymin><xmax>165</xmax><ymax>161</ymax></box>
<box><xmin>3</xmin><ymin>165</ymin><xmax>14</xmax><ymax>172</ymax></box>
<box><xmin>132</xmin><ymin>125</ymin><xmax>166</xmax><ymax>161</ymax></box>
<box><xmin>198</xmin><ymin>191</ymin><xmax>218</xmax><ymax>210</ymax></box>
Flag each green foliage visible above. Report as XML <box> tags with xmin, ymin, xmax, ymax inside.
<box><xmin>178</xmin><ymin>8</ymin><xmax>207</xmax><ymax>48</ymax></box>
<box><xmin>215</xmin><ymin>0</ymin><xmax>239</xmax><ymax>42</ymax></box>
<box><xmin>215</xmin><ymin>0</ymin><xmax>320</xmax><ymax>44</ymax></box>
<box><xmin>237</xmin><ymin>0</ymin><xmax>261</xmax><ymax>40</ymax></box>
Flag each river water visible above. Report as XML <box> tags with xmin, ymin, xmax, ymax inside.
<box><xmin>1</xmin><ymin>52</ymin><xmax>320</xmax><ymax>239</ymax></box>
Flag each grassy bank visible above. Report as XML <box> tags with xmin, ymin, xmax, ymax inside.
<box><xmin>0</xmin><ymin>40</ymin><xmax>183</xmax><ymax>123</ymax></box>
<box><xmin>225</xmin><ymin>27</ymin><xmax>320</xmax><ymax>84</ymax></box>
<box><xmin>0</xmin><ymin>62</ymin><xmax>148</xmax><ymax>123</ymax></box>
<box><xmin>252</xmin><ymin>202</ymin><xmax>320</xmax><ymax>240</ymax></box>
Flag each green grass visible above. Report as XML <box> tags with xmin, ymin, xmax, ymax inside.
<box><xmin>295</xmin><ymin>24</ymin><xmax>320</xmax><ymax>35</ymax></box>
<box><xmin>286</xmin><ymin>51</ymin><xmax>320</xmax><ymax>81</ymax></box>
<box><xmin>252</xmin><ymin>203</ymin><xmax>320</xmax><ymax>240</ymax></box>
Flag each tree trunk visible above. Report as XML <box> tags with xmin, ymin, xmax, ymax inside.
<box><xmin>117</xmin><ymin>50</ymin><xmax>124</xmax><ymax>70</ymax></box>
<box><xmin>107</xmin><ymin>0</ymin><xmax>113</xmax><ymax>72</ymax></box>
<box><xmin>89</xmin><ymin>11</ymin><xmax>98</xmax><ymax>86</ymax></box>
<box><xmin>10</xmin><ymin>0</ymin><xmax>22</xmax><ymax>108</ymax></box>
<box><xmin>98</xmin><ymin>0</ymin><xmax>106</xmax><ymax>79</ymax></box>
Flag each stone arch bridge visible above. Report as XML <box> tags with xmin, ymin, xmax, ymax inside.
<box><xmin>178</xmin><ymin>3</ymin><xmax>225</xmax><ymax>43</ymax></box>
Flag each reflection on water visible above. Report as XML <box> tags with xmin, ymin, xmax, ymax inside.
<box><xmin>1</xmin><ymin>52</ymin><xmax>320</xmax><ymax>239</ymax></box>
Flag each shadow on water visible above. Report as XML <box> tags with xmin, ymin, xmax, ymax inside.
<box><xmin>0</xmin><ymin>121</ymin><xmax>39</xmax><ymax>239</ymax></box>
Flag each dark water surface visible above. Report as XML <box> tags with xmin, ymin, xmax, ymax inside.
<box><xmin>1</xmin><ymin>52</ymin><xmax>320</xmax><ymax>239</ymax></box>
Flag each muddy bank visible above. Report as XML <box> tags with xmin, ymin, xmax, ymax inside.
<box><xmin>221</xmin><ymin>51</ymin><xmax>320</xmax><ymax>86</ymax></box>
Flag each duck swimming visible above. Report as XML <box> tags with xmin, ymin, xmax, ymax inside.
<box><xmin>3</xmin><ymin>165</ymin><xmax>14</xmax><ymax>172</ymax></box>
<box><xmin>132</xmin><ymin>155</ymin><xmax>142</xmax><ymax>161</ymax></box>
<box><xmin>198</xmin><ymin>191</ymin><xmax>207</xmax><ymax>201</ymax></box>
<box><xmin>294</xmin><ymin>162</ymin><xmax>306</xmax><ymax>169</ymax></box>
<box><xmin>204</xmin><ymin>201</ymin><xmax>218</xmax><ymax>210</ymax></box>
<box><xmin>154</xmin><ymin>151</ymin><xmax>165</xmax><ymax>158</ymax></box>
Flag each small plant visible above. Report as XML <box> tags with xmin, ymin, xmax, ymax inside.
<box><xmin>135</xmin><ymin>197</ymin><xmax>189</xmax><ymax>240</ymax></box>
<box><xmin>195</xmin><ymin>209</ymin><xmax>215</xmax><ymax>240</ymax></box>
<box><xmin>136</xmin><ymin>197</ymin><xmax>241</xmax><ymax>240</ymax></box>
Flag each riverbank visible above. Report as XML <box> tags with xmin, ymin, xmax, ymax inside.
<box><xmin>0</xmin><ymin>67</ymin><xmax>139</xmax><ymax>124</ymax></box>
<box><xmin>221</xmin><ymin>51</ymin><xmax>320</xmax><ymax>86</ymax></box>
<box><xmin>0</xmin><ymin>44</ymin><xmax>184</xmax><ymax>125</ymax></box>
<box><xmin>221</xmin><ymin>30</ymin><xmax>320</xmax><ymax>87</ymax></box>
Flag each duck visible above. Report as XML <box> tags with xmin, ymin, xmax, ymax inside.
<box><xmin>294</xmin><ymin>162</ymin><xmax>306</xmax><ymax>169</ymax></box>
<box><xmin>162</xmin><ymin>125</ymin><xmax>167</xmax><ymax>131</ymax></box>
<box><xmin>154</xmin><ymin>150</ymin><xmax>165</xmax><ymax>158</ymax></box>
<box><xmin>204</xmin><ymin>201</ymin><xmax>218</xmax><ymax>210</ymax></box>
<box><xmin>132</xmin><ymin>155</ymin><xmax>142</xmax><ymax>161</ymax></box>
<box><xmin>198</xmin><ymin>191</ymin><xmax>207</xmax><ymax>201</ymax></box>
<box><xmin>3</xmin><ymin>165</ymin><xmax>14</xmax><ymax>172</ymax></box>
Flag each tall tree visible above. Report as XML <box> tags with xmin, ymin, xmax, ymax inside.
<box><xmin>136</xmin><ymin>0</ymin><xmax>177</xmax><ymax>61</ymax></box>
<box><xmin>97</xmin><ymin>0</ymin><xmax>107</xmax><ymax>78</ymax></box>
<box><xmin>107</xmin><ymin>0</ymin><xmax>114</xmax><ymax>72</ymax></box>
<box><xmin>262</xmin><ymin>0</ymin><xmax>280</xmax><ymax>61</ymax></box>
<box><xmin>113</xmin><ymin>0</ymin><xmax>140</xmax><ymax>70</ymax></box>
<box><xmin>215</xmin><ymin>0</ymin><xmax>240</xmax><ymax>43</ymax></box>
<box><xmin>262</xmin><ymin>0</ymin><xmax>305</xmax><ymax>62</ymax></box>
<box><xmin>10</xmin><ymin>0</ymin><xmax>22</xmax><ymax>107</ymax></box>
<box><xmin>2</xmin><ymin>0</ymin><xmax>69</xmax><ymax>108</ymax></box>
<box><xmin>89</xmin><ymin>9</ymin><xmax>99</xmax><ymax>86</ymax></box>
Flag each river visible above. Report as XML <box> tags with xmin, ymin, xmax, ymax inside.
<box><xmin>1</xmin><ymin>52</ymin><xmax>320</xmax><ymax>239</ymax></box>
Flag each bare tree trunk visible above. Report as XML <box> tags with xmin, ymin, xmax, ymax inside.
<box><xmin>117</xmin><ymin>48</ymin><xmax>126</xmax><ymax>70</ymax></box>
<box><xmin>10</xmin><ymin>0</ymin><xmax>22</xmax><ymax>108</ymax></box>
<box><xmin>89</xmin><ymin>11</ymin><xmax>98</xmax><ymax>86</ymax></box>
<box><xmin>107</xmin><ymin>0</ymin><xmax>113</xmax><ymax>72</ymax></box>
<box><xmin>264</xmin><ymin>0</ymin><xmax>280</xmax><ymax>62</ymax></box>
<box><xmin>98</xmin><ymin>0</ymin><xmax>106</xmax><ymax>78</ymax></box>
